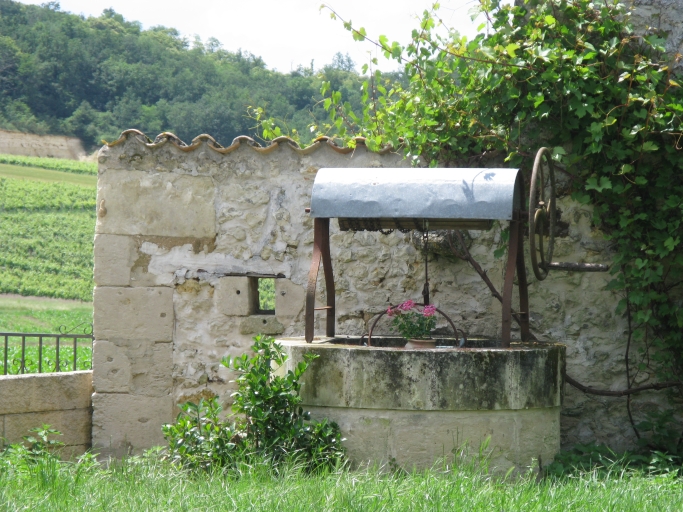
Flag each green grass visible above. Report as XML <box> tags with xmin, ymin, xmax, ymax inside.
<box><xmin>0</xmin><ymin>163</ymin><xmax>97</xmax><ymax>187</ymax></box>
<box><xmin>0</xmin><ymin>295</ymin><xmax>92</xmax><ymax>332</ymax></box>
<box><xmin>0</xmin><ymin>154</ymin><xmax>97</xmax><ymax>175</ymax></box>
<box><xmin>0</xmin><ymin>455</ymin><xmax>682</xmax><ymax>511</ymax></box>
<box><xmin>0</xmin><ymin>177</ymin><xmax>96</xmax><ymax>301</ymax></box>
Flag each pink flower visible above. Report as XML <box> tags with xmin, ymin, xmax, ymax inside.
<box><xmin>386</xmin><ymin>306</ymin><xmax>395</xmax><ymax>317</ymax></box>
<box><xmin>423</xmin><ymin>305</ymin><xmax>436</xmax><ymax>317</ymax></box>
<box><xmin>398</xmin><ymin>300</ymin><xmax>415</xmax><ymax>311</ymax></box>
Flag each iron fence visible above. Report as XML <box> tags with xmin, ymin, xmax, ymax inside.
<box><xmin>1</xmin><ymin>323</ymin><xmax>93</xmax><ymax>375</ymax></box>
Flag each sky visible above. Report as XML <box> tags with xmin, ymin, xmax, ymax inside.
<box><xmin>15</xmin><ymin>0</ymin><xmax>490</xmax><ymax>72</ymax></box>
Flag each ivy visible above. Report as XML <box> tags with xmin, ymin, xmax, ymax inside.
<box><xmin>318</xmin><ymin>0</ymin><xmax>683</xmax><ymax>451</ymax></box>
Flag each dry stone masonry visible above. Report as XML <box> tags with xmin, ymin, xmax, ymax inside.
<box><xmin>93</xmin><ymin>130</ymin><xmax>660</xmax><ymax>457</ymax></box>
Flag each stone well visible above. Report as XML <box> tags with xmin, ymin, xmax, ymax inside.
<box><xmin>276</xmin><ymin>337</ymin><xmax>565</xmax><ymax>471</ymax></box>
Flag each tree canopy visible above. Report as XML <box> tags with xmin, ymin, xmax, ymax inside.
<box><xmin>0</xmin><ymin>0</ymin><xmax>367</xmax><ymax>149</ymax></box>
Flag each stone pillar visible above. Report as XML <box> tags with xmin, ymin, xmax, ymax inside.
<box><xmin>91</xmin><ymin>165</ymin><xmax>216</xmax><ymax>457</ymax></box>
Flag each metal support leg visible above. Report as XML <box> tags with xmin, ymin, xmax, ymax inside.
<box><xmin>320</xmin><ymin>219</ymin><xmax>335</xmax><ymax>338</ymax></box>
<box><xmin>305</xmin><ymin>218</ymin><xmax>335</xmax><ymax>342</ymax></box>
<box><xmin>502</xmin><ymin>215</ymin><xmax>521</xmax><ymax>347</ymax></box>
<box><xmin>516</xmin><ymin>214</ymin><xmax>531</xmax><ymax>341</ymax></box>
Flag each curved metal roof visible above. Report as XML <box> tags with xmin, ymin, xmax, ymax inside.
<box><xmin>310</xmin><ymin>168</ymin><xmax>522</xmax><ymax>222</ymax></box>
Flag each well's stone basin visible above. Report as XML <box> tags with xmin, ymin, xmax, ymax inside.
<box><xmin>276</xmin><ymin>337</ymin><xmax>565</xmax><ymax>472</ymax></box>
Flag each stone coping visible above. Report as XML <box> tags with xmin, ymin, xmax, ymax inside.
<box><xmin>105</xmin><ymin>129</ymin><xmax>394</xmax><ymax>156</ymax></box>
<box><xmin>277</xmin><ymin>337</ymin><xmax>565</xmax><ymax>412</ymax></box>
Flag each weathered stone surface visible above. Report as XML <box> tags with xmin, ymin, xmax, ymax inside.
<box><xmin>94</xmin><ymin>234</ymin><xmax>136</xmax><ymax>286</ymax></box>
<box><xmin>0</xmin><ymin>371</ymin><xmax>92</xmax><ymax>415</ymax></box>
<box><xmin>628</xmin><ymin>0</ymin><xmax>683</xmax><ymax>69</ymax></box>
<box><xmin>91</xmin><ymin>393</ymin><xmax>172</xmax><ymax>456</ymax></box>
<box><xmin>307</xmin><ymin>405</ymin><xmax>560</xmax><ymax>472</ymax></box>
<box><xmin>3</xmin><ymin>408</ymin><xmax>91</xmax><ymax>447</ymax></box>
<box><xmin>92</xmin><ymin>339</ymin><xmax>132</xmax><ymax>393</ymax></box>
<box><xmin>214</xmin><ymin>276</ymin><xmax>255</xmax><ymax>316</ymax></box>
<box><xmin>93</xmin><ymin>286</ymin><xmax>173</xmax><ymax>341</ymax></box>
<box><xmin>96</xmin><ymin>170</ymin><xmax>216</xmax><ymax>237</ymax></box>
<box><xmin>240</xmin><ymin>315</ymin><xmax>285</xmax><ymax>335</ymax></box>
<box><xmin>275</xmin><ymin>279</ymin><xmax>305</xmax><ymax>320</ymax></box>
<box><xmin>93</xmin><ymin>339</ymin><xmax>172</xmax><ymax>396</ymax></box>
<box><xmin>278</xmin><ymin>339</ymin><xmax>565</xmax><ymax>411</ymax></box>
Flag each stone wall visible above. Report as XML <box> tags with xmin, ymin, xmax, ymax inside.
<box><xmin>0</xmin><ymin>129</ymin><xmax>85</xmax><ymax>160</ymax></box>
<box><xmin>0</xmin><ymin>371</ymin><xmax>92</xmax><ymax>457</ymax></box>
<box><xmin>93</xmin><ymin>131</ymin><xmax>661</xmax><ymax>456</ymax></box>
<box><xmin>628</xmin><ymin>0</ymin><xmax>683</xmax><ymax>70</ymax></box>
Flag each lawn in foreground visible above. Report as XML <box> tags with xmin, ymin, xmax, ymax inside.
<box><xmin>0</xmin><ymin>456</ymin><xmax>681</xmax><ymax>511</ymax></box>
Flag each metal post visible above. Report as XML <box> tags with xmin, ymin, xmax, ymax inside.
<box><xmin>20</xmin><ymin>336</ymin><xmax>25</xmax><ymax>374</ymax></box>
<box><xmin>305</xmin><ymin>218</ymin><xmax>335</xmax><ymax>342</ymax></box>
<box><xmin>501</xmin><ymin>212</ymin><xmax>521</xmax><ymax>347</ymax></box>
<box><xmin>320</xmin><ymin>218</ymin><xmax>335</xmax><ymax>338</ymax></box>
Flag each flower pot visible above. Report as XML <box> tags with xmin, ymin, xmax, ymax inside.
<box><xmin>404</xmin><ymin>338</ymin><xmax>436</xmax><ymax>349</ymax></box>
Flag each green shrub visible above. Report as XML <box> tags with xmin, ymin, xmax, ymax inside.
<box><xmin>161</xmin><ymin>398</ymin><xmax>244</xmax><ymax>471</ymax></box>
<box><xmin>0</xmin><ymin>425</ymin><xmax>64</xmax><ymax>475</ymax></box>
<box><xmin>162</xmin><ymin>335</ymin><xmax>345</xmax><ymax>472</ymax></box>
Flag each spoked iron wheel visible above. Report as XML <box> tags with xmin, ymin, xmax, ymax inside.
<box><xmin>528</xmin><ymin>147</ymin><xmax>556</xmax><ymax>281</ymax></box>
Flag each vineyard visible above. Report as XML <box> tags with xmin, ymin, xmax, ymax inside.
<box><xmin>0</xmin><ymin>176</ymin><xmax>96</xmax><ymax>301</ymax></box>
<box><xmin>0</xmin><ymin>154</ymin><xmax>97</xmax><ymax>175</ymax></box>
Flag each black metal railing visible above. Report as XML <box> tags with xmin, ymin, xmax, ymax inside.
<box><xmin>1</xmin><ymin>323</ymin><xmax>93</xmax><ymax>375</ymax></box>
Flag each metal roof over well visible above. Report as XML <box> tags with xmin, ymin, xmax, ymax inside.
<box><xmin>309</xmin><ymin>167</ymin><xmax>522</xmax><ymax>230</ymax></box>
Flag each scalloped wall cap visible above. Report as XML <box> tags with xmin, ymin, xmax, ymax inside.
<box><xmin>105</xmin><ymin>129</ymin><xmax>397</xmax><ymax>155</ymax></box>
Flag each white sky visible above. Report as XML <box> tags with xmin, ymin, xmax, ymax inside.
<box><xmin>15</xmin><ymin>0</ymin><xmax>490</xmax><ymax>72</ymax></box>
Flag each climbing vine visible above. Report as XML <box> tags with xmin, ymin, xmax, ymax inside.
<box><xmin>315</xmin><ymin>0</ymin><xmax>683</xmax><ymax>453</ymax></box>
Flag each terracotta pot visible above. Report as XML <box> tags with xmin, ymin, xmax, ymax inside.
<box><xmin>404</xmin><ymin>338</ymin><xmax>436</xmax><ymax>349</ymax></box>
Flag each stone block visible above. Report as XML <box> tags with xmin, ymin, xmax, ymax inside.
<box><xmin>240</xmin><ymin>315</ymin><xmax>285</xmax><ymax>335</ymax></box>
<box><xmin>96</xmin><ymin>170</ymin><xmax>216</xmax><ymax>237</ymax></box>
<box><xmin>93</xmin><ymin>234</ymin><xmax>136</xmax><ymax>286</ymax></box>
<box><xmin>214</xmin><ymin>276</ymin><xmax>255</xmax><ymax>316</ymax></box>
<box><xmin>93</xmin><ymin>339</ymin><xmax>171</xmax><ymax>396</ymax></box>
<box><xmin>306</xmin><ymin>406</ymin><xmax>560</xmax><ymax>472</ymax></box>
<box><xmin>94</xmin><ymin>287</ymin><xmax>173</xmax><ymax>341</ymax></box>
<box><xmin>92</xmin><ymin>340</ymin><xmax>132</xmax><ymax>393</ymax></box>
<box><xmin>130</xmin><ymin>341</ymin><xmax>173</xmax><ymax>397</ymax></box>
<box><xmin>275</xmin><ymin>279</ymin><xmax>305</xmax><ymax>320</ymax></box>
<box><xmin>91</xmin><ymin>393</ymin><xmax>173</xmax><ymax>456</ymax></box>
<box><xmin>3</xmin><ymin>409</ymin><xmax>91</xmax><ymax>447</ymax></box>
<box><xmin>277</xmin><ymin>339</ymin><xmax>564</xmax><ymax>411</ymax></box>
<box><xmin>0</xmin><ymin>371</ymin><xmax>92</xmax><ymax>416</ymax></box>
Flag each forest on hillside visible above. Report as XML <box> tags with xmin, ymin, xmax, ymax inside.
<box><xmin>0</xmin><ymin>0</ymin><xmax>379</xmax><ymax>149</ymax></box>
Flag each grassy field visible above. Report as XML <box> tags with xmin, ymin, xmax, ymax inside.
<box><xmin>0</xmin><ymin>163</ymin><xmax>97</xmax><ymax>186</ymax></box>
<box><xmin>1</xmin><ymin>455</ymin><xmax>682</xmax><ymax>511</ymax></box>
<box><xmin>0</xmin><ymin>173</ymin><xmax>96</xmax><ymax>301</ymax></box>
<box><xmin>0</xmin><ymin>154</ymin><xmax>97</xmax><ymax>175</ymax></box>
<box><xmin>0</xmin><ymin>295</ymin><xmax>92</xmax><ymax>332</ymax></box>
